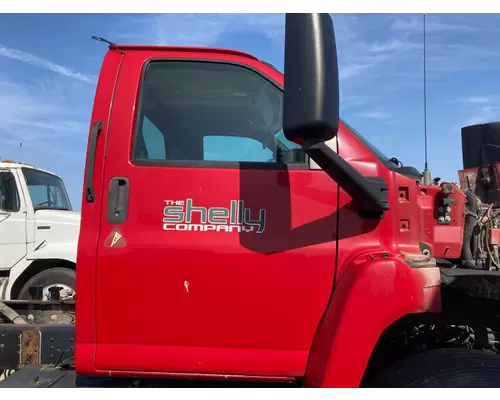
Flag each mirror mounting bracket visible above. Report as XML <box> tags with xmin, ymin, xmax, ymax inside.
<box><xmin>304</xmin><ymin>142</ymin><xmax>389</xmax><ymax>218</ymax></box>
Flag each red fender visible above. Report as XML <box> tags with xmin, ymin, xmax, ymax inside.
<box><xmin>304</xmin><ymin>252</ymin><xmax>441</xmax><ymax>388</ymax></box>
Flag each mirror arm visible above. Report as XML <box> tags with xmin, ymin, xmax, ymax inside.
<box><xmin>305</xmin><ymin>142</ymin><xmax>389</xmax><ymax>218</ymax></box>
<box><xmin>0</xmin><ymin>212</ymin><xmax>11</xmax><ymax>221</ymax></box>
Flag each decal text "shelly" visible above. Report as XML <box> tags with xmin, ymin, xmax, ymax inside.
<box><xmin>163</xmin><ymin>199</ymin><xmax>266</xmax><ymax>233</ymax></box>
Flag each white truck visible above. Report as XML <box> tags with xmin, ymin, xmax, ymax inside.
<box><xmin>0</xmin><ymin>160</ymin><xmax>80</xmax><ymax>301</ymax></box>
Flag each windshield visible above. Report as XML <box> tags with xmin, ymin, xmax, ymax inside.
<box><xmin>22</xmin><ymin>168</ymin><xmax>72</xmax><ymax>211</ymax></box>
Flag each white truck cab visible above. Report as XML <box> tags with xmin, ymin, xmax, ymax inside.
<box><xmin>0</xmin><ymin>160</ymin><xmax>80</xmax><ymax>300</ymax></box>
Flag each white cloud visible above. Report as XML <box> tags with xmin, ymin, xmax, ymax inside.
<box><xmin>384</xmin><ymin>14</ymin><xmax>500</xmax><ymax>74</ymax></box>
<box><xmin>113</xmin><ymin>13</ymin><xmax>285</xmax><ymax>47</ymax></box>
<box><xmin>340</xmin><ymin>94</ymin><xmax>379</xmax><ymax>111</ymax></box>
<box><xmin>112</xmin><ymin>13</ymin><xmax>418</xmax><ymax>82</ymax></box>
<box><xmin>463</xmin><ymin>105</ymin><xmax>500</xmax><ymax>127</ymax></box>
<box><xmin>390</xmin><ymin>14</ymin><xmax>500</xmax><ymax>34</ymax></box>
<box><xmin>0</xmin><ymin>44</ymin><xmax>96</xmax><ymax>83</ymax></box>
<box><xmin>392</xmin><ymin>17</ymin><xmax>473</xmax><ymax>33</ymax></box>
<box><xmin>466</xmin><ymin>96</ymin><xmax>491</xmax><ymax>105</ymax></box>
<box><xmin>449</xmin><ymin>95</ymin><xmax>500</xmax><ymax>129</ymax></box>
<box><xmin>0</xmin><ymin>77</ymin><xmax>88</xmax><ymax>147</ymax></box>
<box><xmin>110</xmin><ymin>13</ymin><xmax>425</xmax><ymax>84</ymax></box>
<box><xmin>338</xmin><ymin>40</ymin><xmax>416</xmax><ymax>81</ymax></box>
<box><xmin>331</xmin><ymin>17</ymin><xmax>426</xmax><ymax>83</ymax></box>
<box><xmin>356</xmin><ymin>110</ymin><xmax>392</xmax><ymax>119</ymax></box>
<box><xmin>368</xmin><ymin>39</ymin><xmax>421</xmax><ymax>53</ymax></box>
<box><xmin>339</xmin><ymin>62</ymin><xmax>378</xmax><ymax>80</ymax></box>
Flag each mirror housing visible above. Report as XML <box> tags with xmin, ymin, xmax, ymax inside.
<box><xmin>283</xmin><ymin>13</ymin><xmax>340</xmax><ymax>145</ymax></box>
<box><xmin>281</xmin><ymin>14</ymin><xmax>389</xmax><ymax>217</ymax></box>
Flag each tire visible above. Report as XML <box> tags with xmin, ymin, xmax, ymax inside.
<box><xmin>17</xmin><ymin>267</ymin><xmax>76</xmax><ymax>301</ymax></box>
<box><xmin>367</xmin><ymin>348</ymin><xmax>500</xmax><ymax>388</ymax></box>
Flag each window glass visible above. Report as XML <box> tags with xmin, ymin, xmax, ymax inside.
<box><xmin>204</xmin><ymin>136</ymin><xmax>274</xmax><ymax>162</ymax></box>
<box><xmin>139</xmin><ymin>116</ymin><xmax>167</xmax><ymax>160</ymax></box>
<box><xmin>0</xmin><ymin>172</ymin><xmax>20</xmax><ymax>212</ymax></box>
<box><xmin>133</xmin><ymin>61</ymin><xmax>304</xmax><ymax>164</ymax></box>
<box><xmin>22</xmin><ymin>168</ymin><xmax>72</xmax><ymax>211</ymax></box>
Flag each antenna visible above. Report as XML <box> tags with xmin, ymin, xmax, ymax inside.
<box><xmin>91</xmin><ymin>36</ymin><xmax>117</xmax><ymax>47</ymax></box>
<box><xmin>90</xmin><ymin>36</ymin><xmax>124</xmax><ymax>55</ymax></box>
<box><xmin>422</xmin><ymin>13</ymin><xmax>432</xmax><ymax>186</ymax></box>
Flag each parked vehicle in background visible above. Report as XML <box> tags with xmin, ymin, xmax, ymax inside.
<box><xmin>0</xmin><ymin>160</ymin><xmax>79</xmax><ymax>301</ymax></box>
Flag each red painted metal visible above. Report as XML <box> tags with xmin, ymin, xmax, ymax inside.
<box><xmin>304</xmin><ymin>252</ymin><xmax>440</xmax><ymax>387</ymax></box>
<box><xmin>75</xmin><ymin>45</ymin><xmax>456</xmax><ymax>387</ymax></box>
<box><xmin>75</xmin><ymin>50</ymin><xmax>123</xmax><ymax>373</ymax></box>
<box><xmin>490</xmin><ymin>229</ymin><xmax>500</xmax><ymax>245</ymax></box>
<box><xmin>113</xmin><ymin>44</ymin><xmax>260</xmax><ymax>61</ymax></box>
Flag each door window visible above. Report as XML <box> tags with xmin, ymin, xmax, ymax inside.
<box><xmin>133</xmin><ymin>60</ymin><xmax>305</xmax><ymax>165</ymax></box>
<box><xmin>0</xmin><ymin>172</ymin><xmax>20</xmax><ymax>212</ymax></box>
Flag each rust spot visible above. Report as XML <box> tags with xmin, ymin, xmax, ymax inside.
<box><xmin>21</xmin><ymin>330</ymin><xmax>40</xmax><ymax>365</ymax></box>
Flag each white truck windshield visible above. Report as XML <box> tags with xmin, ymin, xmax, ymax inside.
<box><xmin>22</xmin><ymin>168</ymin><xmax>72</xmax><ymax>211</ymax></box>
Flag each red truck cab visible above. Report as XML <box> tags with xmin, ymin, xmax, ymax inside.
<box><xmin>73</xmin><ymin>14</ymin><xmax>500</xmax><ymax>388</ymax></box>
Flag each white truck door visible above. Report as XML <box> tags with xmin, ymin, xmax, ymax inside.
<box><xmin>0</xmin><ymin>170</ymin><xmax>27</xmax><ymax>269</ymax></box>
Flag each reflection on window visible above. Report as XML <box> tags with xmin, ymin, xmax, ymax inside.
<box><xmin>274</xmin><ymin>129</ymin><xmax>301</xmax><ymax>151</ymax></box>
<box><xmin>140</xmin><ymin>116</ymin><xmax>166</xmax><ymax>160</ymax></box>
<box><xmin>204</xmin><ymin>136</ymin><xmax>274</xmax><ymax>162</ymax></box>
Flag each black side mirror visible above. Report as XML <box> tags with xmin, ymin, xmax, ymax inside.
<box><xmin>283</xmin><ymin>13</ymin><xmax>340</xmax><ymax>145</ymax></box>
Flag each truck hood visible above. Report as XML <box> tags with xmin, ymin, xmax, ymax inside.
<box><xmin>34</xmin><ymin>210</ymin><xmax>81</xmax><ymax>251</ymax></box>
<box><xmin>35</xmin><ymin>209</ymin><xmax>81</xmax><ymax>225</ymax></box>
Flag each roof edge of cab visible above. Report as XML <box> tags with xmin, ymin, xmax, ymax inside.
<box><xmin>110</xmin><ymin>45</ymin><xmax>260</xmax><ymax>61</ymax></box>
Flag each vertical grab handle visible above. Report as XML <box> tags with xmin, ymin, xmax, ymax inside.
<box><xmin>107</xmin><ymin>177</ymin><xmax>130</xmax><ymax>224</ymax></box>
<box><xmin>85</xmin><ymin>120</ymin><xmax>103</xmax><ymax>203</ymax></box>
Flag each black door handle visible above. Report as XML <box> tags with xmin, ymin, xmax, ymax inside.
<box><xmin>85</xmin><ymin>120</ymin><xmax>103</xmax><ymax>203</ymax></box>
<box><xmin>107</xmin><ymin>177</ymin><xmax>130</xmax><ymax>224</ymax></box>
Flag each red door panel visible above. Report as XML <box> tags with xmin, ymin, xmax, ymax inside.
<box><xmin>94</xmin><ymin>49</ymin><xmax>339</xmax><ymax>377</ymax></box>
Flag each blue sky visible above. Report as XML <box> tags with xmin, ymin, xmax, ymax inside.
<box><xmin>0</xmin><ymin>13</ymin><xmax>500</xmax><ymax>210</ymax></box>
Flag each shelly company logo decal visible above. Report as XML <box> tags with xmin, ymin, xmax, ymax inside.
<box><xmin>163</xmin><ymin>199</ymin><xmax>266</xmax><ymax>233</ymax></box>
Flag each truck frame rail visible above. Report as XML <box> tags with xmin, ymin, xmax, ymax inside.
<box><xmin>0</xmin><ymin>300</ymin><xmax>75</xmax><ymax>371</ymax></box>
